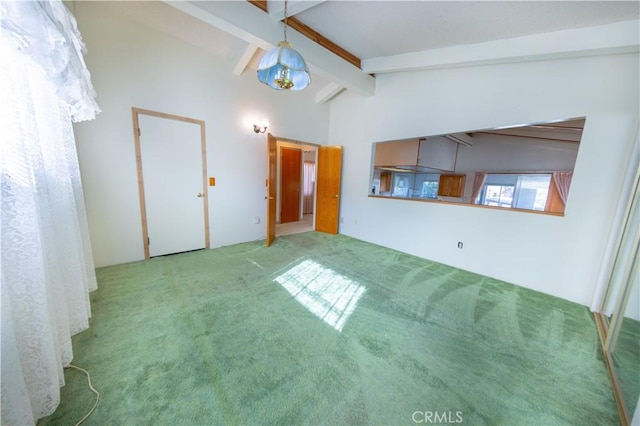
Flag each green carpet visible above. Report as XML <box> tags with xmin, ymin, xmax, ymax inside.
<box><xmin>39</xmin><ymin>232</ymin><xmax>618</xmax><ymax>425</ymax></box>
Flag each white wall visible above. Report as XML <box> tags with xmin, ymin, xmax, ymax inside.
<box><xmin>72</xmin><ymin>2</ymin><xmax>329</xmax><ymax>267</ymax></box>
<box><xmin>329</xmin><ymin>53</ymin><xmax>639</xmax><ymax>306</ymax></box>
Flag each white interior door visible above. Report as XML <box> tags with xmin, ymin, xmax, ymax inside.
<box><xmin>139</xmin><ymin>113</ymin><xmax>206</xmax><ymax>257</ymax></box>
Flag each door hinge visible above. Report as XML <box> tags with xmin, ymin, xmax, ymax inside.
<box><xmin>137</xmin><ymin>128</ymin><xmax>141</xmax><ymax>137</ymax></box>
<box><xmin>147</xmin><ymin>237</ymin><xmax>150</xmax><ymax>245</ymax></box>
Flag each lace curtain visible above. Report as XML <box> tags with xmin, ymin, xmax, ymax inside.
<box><xmin>1</xmin><ymin>1</ymin><xmax>100</xmax><ymax>424</ymax></box>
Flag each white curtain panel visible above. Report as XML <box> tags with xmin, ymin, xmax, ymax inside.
<box><xmin>0</xmin><ymin>1</ymin><xmax>100</xmax><ymax>424</ymax></box>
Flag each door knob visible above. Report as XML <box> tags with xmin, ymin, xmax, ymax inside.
<box><xmin>197</xmin><ymin>193</ymin><xmax>204</xmax><ymax>198</ymax></box>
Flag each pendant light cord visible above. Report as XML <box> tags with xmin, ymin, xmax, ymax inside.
<box><xmin>283</xmin><ymin>0</ymin><xmax>288</xmax><ymax>41</ymax></box>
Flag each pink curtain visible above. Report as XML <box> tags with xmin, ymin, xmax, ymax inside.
<box><xmin>471</xmin><ymin>172</ymin><xmax>487</xmax><ymax>204</ymax></box>
<box><xmin>303</xmin><ymin>161</ymin><xmax>315</xmax><ymax>214</ymax></box>
<box><xmin>552</xmin><ymin>171</ymin><xmax>573</xmax><ymax>205</ymax></box>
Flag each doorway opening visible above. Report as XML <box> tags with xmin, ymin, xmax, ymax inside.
<box><xmin>276</xmin><ymin>139</ymin><xmax>318</xmax><ymax>237</ymax></box>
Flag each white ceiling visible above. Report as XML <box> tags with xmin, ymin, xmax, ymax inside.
<box><xmin>94</xmin><ymin>1</ymin><xmax>640</xmax><ymax>102</ymax></box>
<box><xmin>293</xmin><ymin>1</ymin><xmax>639</xmax><ymax>59</ymax></box>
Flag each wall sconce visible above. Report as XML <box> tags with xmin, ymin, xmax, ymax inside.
<box><xmin>253</xmin><ymin>120</ymin><xmax>269</xmax><ymax>133</ymax></box>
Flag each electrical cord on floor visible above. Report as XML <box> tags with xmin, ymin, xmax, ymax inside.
<box><xmin>64</xmin><ymin>364</ymin><xmax>99</xmax><ymax>426</ymax></box>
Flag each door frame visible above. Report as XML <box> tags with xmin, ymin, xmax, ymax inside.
<box><xmin>276</xmin><ymin>138</ymin><xmax>320</xmax><ymax>224</ymax></box>
<box><xmin>132</xmin><ymin>107</ymin><xmax>210</xmax><ymax>259</ymax></box>
<box><xmin>266</xmin><ymin>133</ymin><xmax>277</xmax><ymax>247</ymax></box>
<box><xmin>267</xmin><ymin>136</ymin><xmax>320</xmax><ymax>246</ymax></box>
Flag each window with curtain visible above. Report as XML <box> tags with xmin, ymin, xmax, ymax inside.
<box><xmin>1</xmin><ymin>1</ymin><xmax>100</xmax><ymax>424</ymax></box>
<box><xmin>544</xmin><ymin>171</ymin><xmax>573</xmax><ymax>214</ymax></box>
<box><xmin>479</xmin><ymin>173</ymin><xmax>552</xmax><ymax>211</ymax></box>
<box><xmin>303</xmin><ymin>160</ymin><xmax>315</xmax><ymax>214</ymax></box>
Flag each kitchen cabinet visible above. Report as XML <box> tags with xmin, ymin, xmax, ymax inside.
<box><xmin>374</xmin><ymin>139</ymin><xmax>419</xmax><ymax>166</ymax></box>
<box><xmin>438</xmin><ymin>174</ymin><xmax>466</xmax><ymax>197</ymax></box>
<box><xmin>379</xmin><ymin>172</ymin><xmax>391</xmax><ymax>192</ymax></box>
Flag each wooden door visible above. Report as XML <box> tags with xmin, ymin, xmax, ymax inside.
<box><xmin>266</xmin><ymin>133</ymin><xmax>277</xmax><ymax>247</ymax></box>
<box><xmin>315</xmin><ymin>146</ymin><xmax>342</xmax><ymax>234</ymax></box>
<box><xmin>280</xmin><ymin>147</ymin><xmax>302</xmax><ymax>223</ymax></box>
<box><xmin>133</xmin><ymin>108</ymin><xmax>209</xmax><ymax>258</ymax></box>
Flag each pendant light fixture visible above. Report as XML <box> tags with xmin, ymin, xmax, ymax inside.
<box><xmin>257</xmin><ymin>0</ymin><xmax>310</xmax><ymax>91</ymax></box>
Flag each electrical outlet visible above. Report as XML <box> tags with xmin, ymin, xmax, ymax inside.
<box><xmin>340</xmin><ymin>217</ymin><xmax>344</xmax><ymax>223</ymax></box>
<box><xmin>253</xmin><ymin>216</ymin><xmax>260</xmax><ymax>224</ymax></box>
<box><xmin>457</xmin><ymin>242</ymin><xmax>463</xmax><ymax>249</ymax></box>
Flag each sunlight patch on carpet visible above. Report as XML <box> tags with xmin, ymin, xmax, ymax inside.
<box><xmin>275</xmin><ymin>260</ymin><xmax>365</xmax><ymax>332</ymax></box>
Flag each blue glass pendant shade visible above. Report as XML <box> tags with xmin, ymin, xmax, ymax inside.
<box><xmin>257</xmin><ymin>41</ymin><xmax>311</xmax><ymax>91</ymax></box>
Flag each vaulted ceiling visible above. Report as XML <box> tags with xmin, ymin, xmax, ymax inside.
<box><xmin>98</xmin><ymin>1</ymin><xmax>639</xmax><ymax>103</ymax></box>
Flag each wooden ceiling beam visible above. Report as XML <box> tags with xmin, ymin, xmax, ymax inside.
<box><xmin>286</xmin><ymin>17</ymin><xmax>361</xmax><ymax>69</ymax></box>
<box><xmin>247</xmin><ymin>0</ymin><xmax>267</xmax><ymax>13</ymax></box>
<box><xmin>248</xmin><ymin>0</ymin><xmax>362</xmax><ymax>70</ymax></box>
